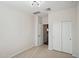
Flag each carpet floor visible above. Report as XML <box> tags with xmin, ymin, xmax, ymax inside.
<box><xmin>13</xmin><ymin>45</ymin><xmax>75</xmax><ymax>58</ymax></box>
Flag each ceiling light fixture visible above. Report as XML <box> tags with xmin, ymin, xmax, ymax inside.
<box><xmin>32</xmin><ymin>1</ymin><xmax>40</xmax><ymax>7</ymax></box>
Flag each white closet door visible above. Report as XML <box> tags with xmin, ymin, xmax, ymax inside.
<box><xmin>53</xmin><ymin>22</ymin><xmax>62</xmax><ymax>51</ymax></box>
<box><xmin>62</xmin><ymin>22</ymin><xmax>72</xmax><ymax>54</ymax></box>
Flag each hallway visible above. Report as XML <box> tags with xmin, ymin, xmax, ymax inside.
<box><xmin>13</xmin><ymin>45</ymin><xmax>74</xmax><ymax>58</ymax></box>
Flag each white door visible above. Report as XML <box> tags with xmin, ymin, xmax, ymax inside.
<box><xmin>38</xmin><ymin>24</ymin><xmax>43</xmax><ymax>46</ymax></box>
<box><xmin>62</xmin><ymin>22</ymin><xmax>72</xmax><ymax>54</ymax></box>
<box><xmin>53</xmin><ymin>22</ymin><xmax>62</xmax><ymax>51</ymax></box>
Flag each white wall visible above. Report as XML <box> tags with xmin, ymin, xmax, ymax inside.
<box><xmin>48</xmin><ymin>7</ymin><xmax>76</xmax><ymax>52</ymax></box>
<box><xmin>48</xmin><ymin>11</ymin><xmax>54</xmax><ymax>50</ymax></box>
<box><xmin>77</xmin><ymin>2</ymin><xmax>79</xmax><ymax>57</ymax></box>
<box><xmin>34</xmin><ymin>16</ymin><xmax>37</xmax><ymax>46</ymax></box>
<box><xmin>0</xmin><ymin>5</ymin><xmax>35</xmax><ymax>57</ymax></box>
<box><xmin>42</xmin><ymin>16</ymin><xmax>48</xmax><ymax>24</ymax></box>
<box><xmin>74</xmin><ymin>2</ymin><xmax>79</xmax><ymax>57</ymax></box>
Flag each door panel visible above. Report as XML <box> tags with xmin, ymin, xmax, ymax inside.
<box><xmin>62</xmin><ymin>22</ymin><xmax>72</xmax><ymax>54</ymax></box>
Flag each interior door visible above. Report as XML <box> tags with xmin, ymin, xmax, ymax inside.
<box><xmin>62</xmin><ymin>22</ymin><xmax>72</xmax><ymax>54</ymax></box>
<box><xmin>53</xmin><ymin>22</ymin><xmax>62</xmax><ymax>51</ymax></box>
<box><xmin>38</xmin><ymin>24</ymin><xmax>43</xmax><ymax>46</ymax></box>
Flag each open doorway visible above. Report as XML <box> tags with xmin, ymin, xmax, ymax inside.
<box><xmin>43</xmin><ymin>24</ymin><xmax>48</xmax><ymax>45</ymax></box>
<box><xmin>35</xmin><ymin>15</ymin><xmax>48</xmax><ymax>47</ymax></box>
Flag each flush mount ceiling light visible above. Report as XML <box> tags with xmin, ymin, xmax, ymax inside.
<box><xmin>32</xmin><ymin>1</ymin><xmax>40</xmax><ymax>7</ymax></box>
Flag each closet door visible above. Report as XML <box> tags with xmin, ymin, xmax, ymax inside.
<box><xmin>62</xmin><ymin>22</ymin><xmax>72</xmax><ymax>54</ymax></box>
<box><xmin>53</xmin><ymin>22</ymin><xmax>62</xmax><ymax>51</ymax></box>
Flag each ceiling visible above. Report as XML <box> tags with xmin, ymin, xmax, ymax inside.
<box><xmin>0</xmin><ymin>1</ymin><xmax>77</xmax><ymax>17</ymax></box>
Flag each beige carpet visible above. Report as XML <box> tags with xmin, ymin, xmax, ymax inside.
<box><xmin>13</xmin><ymin>45</ymin><xmax>75</xmax><ymax>58</ymax></box>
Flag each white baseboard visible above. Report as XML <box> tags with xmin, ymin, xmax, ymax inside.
<box><xmin>72</xmin><ymin>54</ymin><xmax>79</xmax><ymax>58</ymax></box>
<box><xmin>9</xmin><ymin>46</ymin><xmax>34</xmax><ymax>58</ymax></box>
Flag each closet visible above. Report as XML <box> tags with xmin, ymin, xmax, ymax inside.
<box><xmin>53</xmin><ymin>21</ymin><xmax>72</xmax><ymax>54</ymax></box>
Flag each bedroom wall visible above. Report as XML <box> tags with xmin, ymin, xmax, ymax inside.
<box><xmin>74</xmin><ymin>2</ymin><xmax>79</xmax><ymax>57</ymax></box>
<box><xmin>0</xmin><ymin>5</ymin><xmax>35</xmax><ymax>57</ymax></box>
<box><xmin>42</xmin><ymin>16</ymin><xmax>48</xmax><ymax>24</ymax></box>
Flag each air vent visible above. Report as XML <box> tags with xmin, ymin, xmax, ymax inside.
<box><xmin>33</xmin><ymin>11</ymin><xmax>40</xmax><ymax>15</ymax></box>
